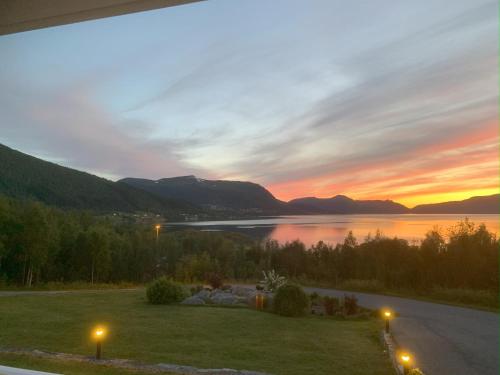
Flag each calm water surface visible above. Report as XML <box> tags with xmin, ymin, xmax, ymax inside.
<box><xmin>168</xmin><ymin>214</ymin><xmax>499</xmax><ymax>247</ymax></box>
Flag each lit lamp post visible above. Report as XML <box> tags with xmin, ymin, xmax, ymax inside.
<box><xmin>400</xmin><ymin>352</ymin><xmax>412</xmax><ymax>375</ymax></box>
<box><xmin>383</xmin><ymin>309</ymin><xmax>392</xmax><ymax>334</ymax></box>
<box><xmin>92</xmin><ymin>326</ymin><xmax>107</xmax><ymax>360</ymax></box>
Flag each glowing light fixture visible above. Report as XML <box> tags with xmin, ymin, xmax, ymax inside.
<box><xmin>92</xmin><ymin>326</ymin><xmax>107</xmax><ymax>360</ymax></box>
<box><xmin>382</xmin><ymin>309</ymin><xmax>393</xmax><ymax>333</ymax></box>
<box><xmin>400</xmin><ymin>352</ymin><xmax>412</xmax><ymax>374</ymax></box>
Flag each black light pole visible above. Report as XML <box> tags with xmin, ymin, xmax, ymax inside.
<box><xmin>383</xmin><ymin>310</ymin><xmax>392</xmax><ymax>334</ymax></box>
<box><xmin>96</xmin><ymin>339</ymin><xmax>102</xmax><ymax>360</ymax></box>
<box><xmin>93</xmin><ymin>327</ymin><xmax>106</xmax><ymax>360</ymax></box>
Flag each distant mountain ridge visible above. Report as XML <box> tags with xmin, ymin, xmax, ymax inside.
<box><xmin>119</xmin><ymin>175</ymin><xmax>292</xmax><ymax>214</ymax></box>
<box><xmin>411</xmin><ymin>194</ymin><xmax>499</xmax><ymax>214</ymax></box>
<box><xmin>288</xmin><ymin>195</ymin><xmax>410</xmax><ymax>214</ymax></box>
<box><xmin>0</xmin><ymin>143</ymin><xmax>497</xmax><ymax>216</ymax></box>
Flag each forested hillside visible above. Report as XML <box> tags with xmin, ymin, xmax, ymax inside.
<box><xmin>412</xmin><ymin>194</ymin><xmax>500</xmax><ymax>214</ymax></box>
<box><xmin>0</xmin><ymin>144</ymin><xmax>193</xmax><ymax>215</ymax></box>
<box><xmin>120</xmin><ymin>175</ymin><xmax>292</xmax><ymax>214</ymax></box>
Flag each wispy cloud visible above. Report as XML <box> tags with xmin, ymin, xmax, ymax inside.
<box><xmin>0</xmin><ymin>0</ymin><xmax>497</xmax><ymax>206</ymax></box>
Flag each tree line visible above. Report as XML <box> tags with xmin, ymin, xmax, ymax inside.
<box><xmin>0</xmin><ymin>195</ymin><xmax>497</xmax><ymax>293</ymax></box>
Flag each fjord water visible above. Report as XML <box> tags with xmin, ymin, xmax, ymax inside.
<box><xmin>168</xmin><ymin>214</ymin><xmax>500</xmax><ymax>247</ymax></box>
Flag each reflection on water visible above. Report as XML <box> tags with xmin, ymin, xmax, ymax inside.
<box><xmin>167</xmin><ymin>214</ymin><xmax>499</xmax><ymax>247</ymax></box>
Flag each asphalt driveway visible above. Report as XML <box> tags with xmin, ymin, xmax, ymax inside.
<box><xmin>306</xmin><ymin>287</ymin><xmax>499</xmax><ymax>375</ymax></box>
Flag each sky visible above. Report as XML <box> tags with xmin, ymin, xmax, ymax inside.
<box><xmin>0</xmin><ymin>0</ymin><xmax>498</xmax><ymax>207</ymax></box>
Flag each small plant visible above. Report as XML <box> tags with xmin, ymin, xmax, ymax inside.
<box><xmin>343</xmin><ymin>294</ymin><xmax>358</xmax><ymax>315</ymax></box>
<box><xmin>323</xmin><ymin>296</ymin><xmax>340</xmax><ymax>315</ymax></box>
<box><xmin>206</xmin><ymin>272</ymin><xmax>224</xmax><ymax>289</ymax></box>
<box><xmin>261</xmin><ymin>269</ymin><xmax>287</xmax><ymax>292</ymax></box>
<box><xmin>273</xmin><ymin>284</ymin><xmax>310</xmax><ymax>317</ymax></box>
<box><xmin>146</xmin><ymin>277</ymin><xmax>188</xmax><ymax>304</ymax></box>
<box><xmin>408</xmin><ymin>369</ymin><xmax>425</xmax><ymax>375</ymax></box>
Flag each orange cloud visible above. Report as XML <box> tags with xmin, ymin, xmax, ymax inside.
<box><xmin>267</xmin><ymin>120</ymin><xmax>499</xmax><ymax>207</ymax></box>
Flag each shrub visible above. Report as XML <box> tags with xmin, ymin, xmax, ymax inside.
<box><xmin>309</xmin><ymin>292</ymin><xmax>320</xmax><ymax>304</ymax></box>
<box><xmin>206</xmin><ymin>272</ymin><xmax>224</xmax><ymax>289</ymax></box>
<box><xmin>323</xmin><ymin>296</ymin><xmax>340</xmax><ymax>315</ymax></box>
<box><xmin>146</xmin><ymin>277</ymin><xmax>188</xmax><ymax>304</ymax></box>
<box><xmin>343</xmin><ymin>294</ymin><xmax>358</xmax><ymax>315</ymax></box>
<box><xmin>273</xmin><ymin>284</ymin><xmax>310</xmax><ymax>317</ymax></box>
<box><xmin>261</xmin><ymin>269</ymin><xmax>287</xmax><ymax>292</ymax></box>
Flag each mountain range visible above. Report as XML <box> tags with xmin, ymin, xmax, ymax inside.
<box><xmin>0</xmin><ymin>143</ymin><xmax>498</xmax><ymax>218</ymax></box>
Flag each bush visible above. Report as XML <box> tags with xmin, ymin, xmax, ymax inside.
<box><xmin>146</xmin><ymin>277</ymin><xmax>188</xmax><ymax>304</ymax></box>
<box><xmin>323</xmin><ymin>296</ymin><xmax>340</xmax><ymax>315</ymax></box>
<box><xmin>206</xmin><ymin>272</ymin><xmax>224</xmax><ymax>289</ymax></box>
<box><xmin>343</xmin><ymin>294</ymin><xmax>359</xmax><ymax>315</ymax></box>
<box><xmin>273</xmin><ymin>284</ymin><xmax>310</xmax><ymax>317</ymax></box>
<box><xmin>309</xmin><ymin>292</ymin><xmax>320</xmax><ymax>304</ymax></box>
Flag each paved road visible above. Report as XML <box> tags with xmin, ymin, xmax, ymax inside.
<box><xmin>306</xmin><ymin>287</ymin><xmax>499</xmax><ymax>375</ymax></box>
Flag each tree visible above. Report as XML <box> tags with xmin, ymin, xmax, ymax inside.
<box><xmin>86</xmin><ymin>227</ymin><xmax>111</xmax><ymax>284</ymax></box>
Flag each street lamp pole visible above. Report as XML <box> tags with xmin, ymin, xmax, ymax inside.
<box><xmin>155</xmin><ymin>224</ymin><xmax>161</xmax><ymax>243</ymax></box>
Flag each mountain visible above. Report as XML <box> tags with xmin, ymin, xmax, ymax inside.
<box><xmin>411</xmin><ymin>194</ymin><xmax>500</xmax><ymax>214</ymax></box>
<box><xmin>288</xmin><ymin>195</ymin><xmax>410</xmax><ymax>214</ymax></box>
<box><xmin>1</xmin><ymin>143</ymin><xmax>496</xmax><ymax>217</ymax></box>
<box><xmin>0</xmin><ymin>143</ymin><xmax>193</xmax><ymax>214</ymax></box>
<box><xmin>119</xmin><ymin>176</ymin><xmax>291</xmax><ymax>214</ymax></box>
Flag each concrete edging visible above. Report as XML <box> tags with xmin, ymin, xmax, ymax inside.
<box><xmin>382</xmin><ymin>331</ymin><xmax>404</xmax><ymax>375</ymax></box>
<box><xmin>0</xmin><ymin>347</ymin><xmax>271</xmax><ymax>375</ymax></box>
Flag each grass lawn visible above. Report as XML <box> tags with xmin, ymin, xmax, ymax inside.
<box><xmin>0</xmin><ymin>289</ymin><xmax>393</xmax><ymax>375</ymax></box>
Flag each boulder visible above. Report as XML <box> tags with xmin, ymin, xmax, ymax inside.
<box><xmin>181</xmin><ymin>296</ymin><xmax>206</xmax><ymax>305</ymax></box>
<box><xmin>211</xmin><ymin>291</ymin><xmax>239</xmax><ymax>305</ymax></box>
<box><xmin>232</xmin><ymin>286</ymin><xmax>254</xmax><ymax>297</ymax></box>
<box><xmin>196</xmin><ymin>289</ymin><xmax>212</xmax><ymax>302</ymax></box>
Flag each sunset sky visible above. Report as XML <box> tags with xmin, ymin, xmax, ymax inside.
<box><xmin>0</xmin><ymin>0</ymin><xmax>498</xmax><ymax>207</ymax></box>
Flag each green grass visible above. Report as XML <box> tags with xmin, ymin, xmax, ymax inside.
<box><xmin>0</xmin><ymin>290</ymin><xmax>392</xmax><ymax>375</ymax></box>
<box><xmin>0</xmin><ymin>281</ymin><xmax>138</xmax><ymax>291</ymax></box>
<box><xmin>298</xmin><ymin>279</ymin><xmax>499</xmax><ymax>312</ymax></box>
<box><xmin>0</xmin><ymin>353</ymin><xmax>173</xmax><ymax>375</ymax></box>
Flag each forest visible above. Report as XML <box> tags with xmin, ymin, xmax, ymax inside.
<box><xmin>0</xmin><ymin>195</ymin><xmax>498</xmax><ymax>297</ymax></box>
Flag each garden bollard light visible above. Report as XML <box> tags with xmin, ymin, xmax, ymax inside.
<box><xmin>383</xmin><ymin>310</ymin><xmax>392</xmax><ymax>334</ymax></box>
<box><xmin>400</xmin><ymin>353</ymin><xmax>411</xmax><ymax>374</ymax></box>
<box><xmin>92</xmin><ymin>326</ymin><xmax>107</xmax><ymax>360</ymax></box>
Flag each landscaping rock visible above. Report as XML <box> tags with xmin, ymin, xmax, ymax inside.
<box><xmin>182</xmin><ymin>296</ymin><xmax>206</xmax><ymax>305</ymax></box>
<box><xmin>196</xmin><ymin>289</ymin><xmax>212</xmax><ymax>302</ymax></box>
<box><xmin>211</xmin><ymin>292</ymin><xmax>238</xmax><ymax>305</ymax></box>
<box><xmin>232</xmin><ymin>286</ymin><xmax>254</xmax><ymax>297</ymax></box>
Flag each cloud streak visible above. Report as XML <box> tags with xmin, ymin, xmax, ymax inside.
<box><xmin>0</xmin><ymin>0</ymin><xmax>497</xmax><ymax>206</ymax></box>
